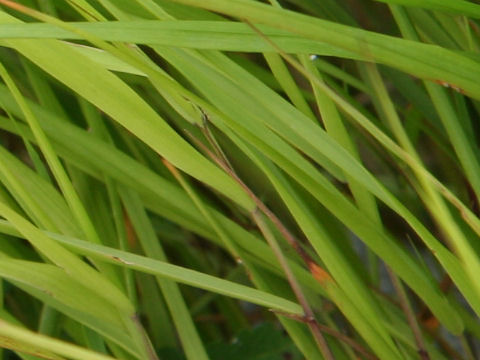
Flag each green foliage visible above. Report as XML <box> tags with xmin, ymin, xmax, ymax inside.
<box><xmin>207</xmin><ymin>323</ymin><xmax>302</xmax><ymax>360</ymax></box>
<box><xmin>158</xmin><ymin>323</ymin><xmax>303</xmax><ymax>360</ymax></box>
<box><xmin>0</xmin><ymin>0</ymin><xmax>477</xmax><ymax>359</ymax></box>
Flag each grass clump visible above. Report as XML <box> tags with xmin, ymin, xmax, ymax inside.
<box><xmin>0</xmin><ymin>0</ymin><xmax>478</xmax><ymax>359</ymax></box>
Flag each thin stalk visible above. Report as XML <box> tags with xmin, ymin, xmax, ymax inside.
<box><xmin>185</xmin><ymin>129</ymin><xmax>314</xmax><ymax>267</ymax></box>
<box><xmin>184</xmin><ymin>128</ymin><xmax>382</xmax><ymax>358</ymax></box>
<box><xmin>252</xmin><ymin>210</ymin><xmax>333</xmax><ymax>360</ymax></box>
<box><xmin>386</xmin><ymin>267</ymin><xmax>430</xmax><ymax>360</ymax></box>
<box><xmin>163</xmin><ymin>151</ymin><xmax>333</xmax><ymax>358</ymax></box>
<box><xmin>199</xmin><ymin>113</ymin><xmax>235</xmax><ymax>175</ymax></box>
<box><xmin>312</xmin><ymin>323</ymin><xmax>378</xmax><ymax>360</ymax></box>
<box><xmin>184</xmin><ymin>129</ymin><xmax>334</xmax><ymax>359</ymax></box>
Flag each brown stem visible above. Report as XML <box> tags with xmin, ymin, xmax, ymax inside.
<box><xmin>271</xmin><ymin>310</ymin><xmax>378</xmax><ymax>360</ymax></box>
<box><xmin>198</xmin><ymin>110</ymin><xmax>234</xmax><ymax>171</ymax></box>
<box><xmin>184</xmin><ymin>129</ymin><xmax>335</xmax><ymax>360</ymax></box>
<box><xmin>386</xmin><ymin>267</ymin><xmax>430</xmax><ymax>360</ymax></box>
<box><xmin>187</xmin><ymin>128</ymin><xmax>315</xmax><ymax>265</ymax></box>
<box><xmin>252</xmin><ymin>210</ymin><xmax>334</xmax><ymax>360</ymax></box>
<box><xmin>315</xmin><ymin>324</ymin><xmax>378</xmax><ymax>360</ymax></box>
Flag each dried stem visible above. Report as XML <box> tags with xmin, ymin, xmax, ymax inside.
<box><xmin>386</xmin><ymin>267</ymin><xmax>430</xmax><ymax>360</ymax></box>
<box><xmin>252</xmin><ymin>210</ymin><xmax>334</xmax><ymax>359</ymax></box>
<box><xmin>272</xmin><ymin>310</ymin><xmax>379</xmax><ymax>360</ymax></box>
<box><xmin>185</xmin><ymin>127</ymin><xmax>335</xmax><ymax>359</ymax></box>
